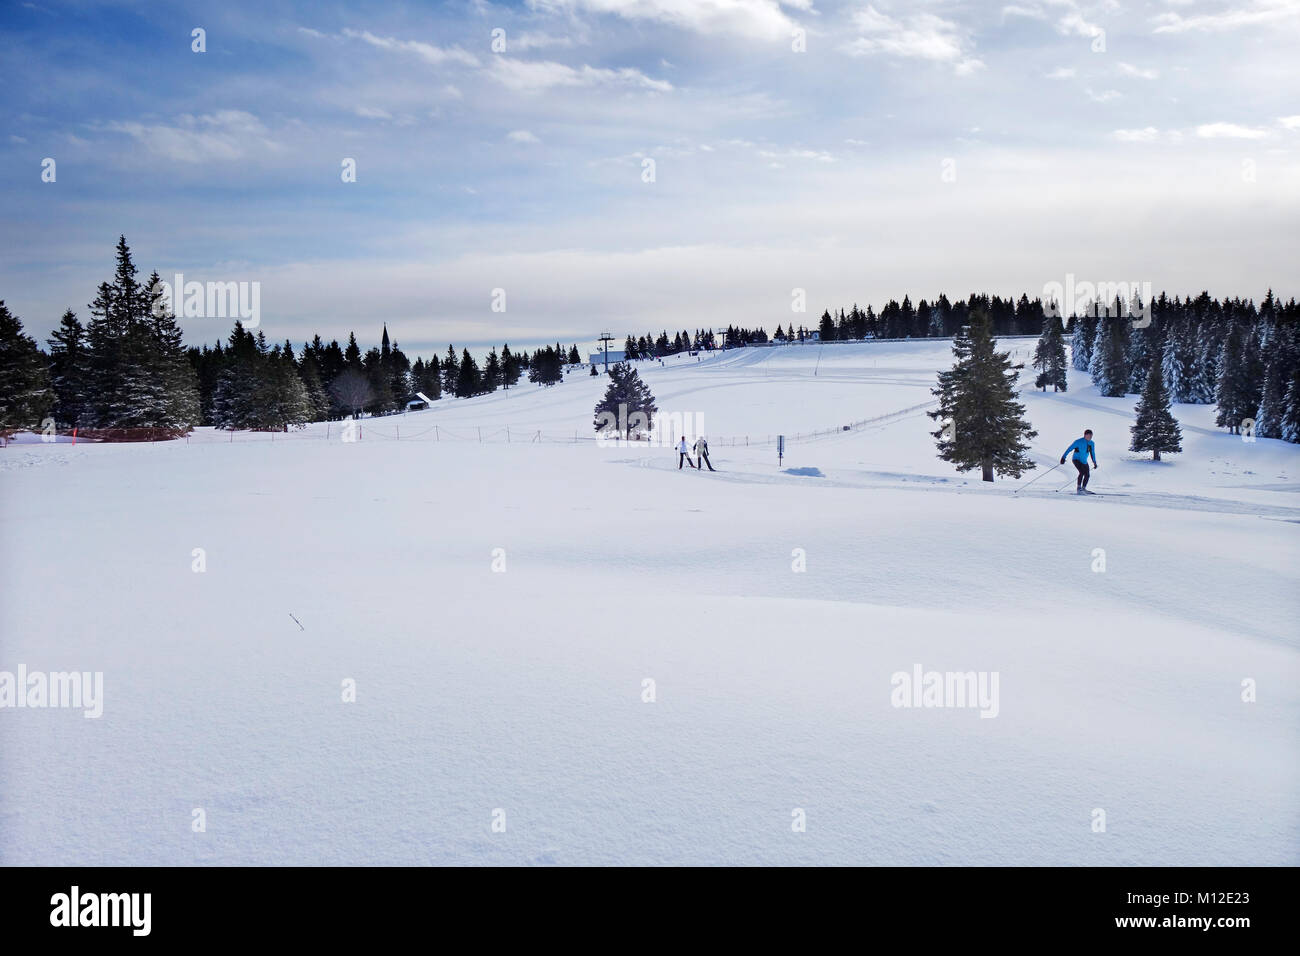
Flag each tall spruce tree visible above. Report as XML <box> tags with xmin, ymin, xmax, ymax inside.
<box><xmin>0</xmin><ymin>301</ymin><xmax>54</xmax><ymax>439</ymax></box>
<box><xmin>144</xmin><ymin>270</ymin><xmax>200</xmax><ymax>430</ymax></box>
<box><xmin>501</xmin><ymin>343</ymin><xmax>520</xmax><ymax>388</ymax></box>
<box><xmin>1032</xmin><ymin>316</ymin><xmax>1068</xmax><ymax>392</ymax></box>
<box><xmin>1255</xmin><ymin>331</ymin><xmax>1295</xmax><ymax>439</ymax></box>
<box><xmin>1130</xmin><ymin>359</ymin><xmax>1182</xmax><ymax>460</ymax></box>
<box><xmin>1090</xmin><ymin>317</ymin><xmax>1130</xmax><ymax>397</ymax></box>
<box><xmin>1280</xmin><ymin>366</ymin><xmax>1300</xmax><ymax>444</ymax></box>
<box><xmin>482</xmin><ymin>347</ymin><xmax>502</xmax><ymax>392</ymax></box>
<box><xmin>1215</xmin><ymin>321</ymin><xmax>1259</xmax><ymax>435</ymax></box>
<box><xmin>929</xmin><ymin>313</ymin><xmax>1037</xmax><ymax>482</ymax></box>
<box><xmin>593</xmin><ymin>362</ymin><xmax>657</xmax><ymax>439</ymax></box>
<box><xmin>1162</xmin><ymin>314</ymin><xmax>1200</xmax><ymax>403</ymax></box>
<box><xmin>455</xmin><ymin>348</ymin><xmax>481</xmax><ymax>397</ymax></box>
<box><xmin>1070</xmin><ymin>314</ymin><xmax>1097</xmax><ymax>371</ymax></box>
<box><xmin>442</xmin><ymin>345</ymin><xmax>459</xmax><ymax>394</ymax></box>
<box><xmin>47</xmin><ymin>309</ymin><xmax>92</xmax><ymax>428</ymax></box>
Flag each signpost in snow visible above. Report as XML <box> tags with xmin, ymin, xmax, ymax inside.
<box><xmin>777</xmin><ymin>435</ymin><xmax>785</xmax><ymax>467</ymax></box>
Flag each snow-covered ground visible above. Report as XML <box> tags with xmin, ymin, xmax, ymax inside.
<box><xmin>2</xmin><ymin>339</ymin><xmax>1297</xmax><ymax>865</ymax></box>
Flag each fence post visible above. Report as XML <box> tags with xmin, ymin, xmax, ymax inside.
<box><xmin>507</xmin><ymin>426</ymin><xmax>510</xmax><ymax>443</ymax></box>
<box><xmin>326</xmin><ymin>422</ymin><xmax>330</xmax><ymax>440</ymax></box>
<box><xmin>435</xmin><ymin>425</ymin><xmax>439</xmax><ymax>442</ymax></box>
<box><xmin>396</xmin><ymin>425</ymin><xmax>399</xmax><ymax>440</ymax></box>
<box><xmin>478</xmin><ymin>426</ymin><xmax>482</xmax><ymax>443</ymax></box>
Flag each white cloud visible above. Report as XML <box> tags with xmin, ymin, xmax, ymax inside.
<box><xmin>846</xmin><ymin>6</ymin><xmax>981</xmax><ymax>73</ymax></box>
<box><xmin>106</xmin><ymin>110</ymin><xmax>277</xmax><ymax>163</ymax></box>
<box><xmin>1278</xmin><ymin>115</ymin><xmax>1300</xmax><ymax>129</ymax></box>
<box><xmin>1196</xmin><ymin>122</ymin><xmax>1269</xmax><ymax>139</ymax></box>
<box><xmin>1153</xmin><ymin>1</ymin><xmax>1300</xmax><ymax>34</ymax></box>
<box><xmin>528</xmin><ymin>0</ymin><xmax>805</xmax><ymax>42</ymax></box>
<box><xmin>507</xmin><ymin>129</ymin><xmax>542</xmax><ymax>144</ymax></box>
<box><xmin>1046</xmin><ymin>66</ymin><xmax>1076</xmax><ymax>78</ymax></box>
<box><xmin>354</xmin><ymin>106</ymin><xmax>393</xmax><ymax>120</ymax></box>
<box><xmin>1086</xmin><ymin>88</ymin><xmax>1122</xmax><ymax>102</ymax></box>
<box><xmin>1117</xmin><ymin>62</ymin><xmax>1158</xmax><ymax>79</ymax></box>
<box><xmin>758</xmin><ymin>148</ymin><xmax>835</xmax><ymax>162</ymax></box>
<box><xmin>1009</xmin><ymin>0</ymin><xmax>1106</xmax><ymax>38</ymax></box>
<box><xmin>1002</xmin><ymin>5</ymin><xmax>1047</xmax><ymax>21</ymax></box>
<box><xmin>512</xmin><ymin>31</ymin><xmax>577</xmax><ymax>51</ymax></box>
<box><xmin>340</xmin><ymin>28</ymin><xmax>480</xmax><ymax>67</ymax></box>
<box><xmin>488</xmin><ymin>57</ymin><xmax>672</xmax><ymax>93</ymax></box>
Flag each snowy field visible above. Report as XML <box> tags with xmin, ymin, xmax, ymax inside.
<box><xmin>2</xmin><ymin>339</ymin><xmax>1297</xmax><ymax>865</ymax></box>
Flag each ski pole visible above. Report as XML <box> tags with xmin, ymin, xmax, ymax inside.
<box><xmin>1013</xmin><ymin>461</ymin><xmax>1063</xmax><ymax>494</ymax></box>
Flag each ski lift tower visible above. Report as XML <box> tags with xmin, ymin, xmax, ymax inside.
<box><xmin>597</xmin><ymin>330</ymin><xmax>616</xmax><ymax>371</ymax></box>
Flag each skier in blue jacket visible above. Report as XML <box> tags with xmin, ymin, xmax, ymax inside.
<box><xmin>1060</xmin><ymin>429</ymin><xmax>1098</xmax><ymax>494</ymax></box>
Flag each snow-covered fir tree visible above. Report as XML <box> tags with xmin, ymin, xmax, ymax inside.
<box><xmin>1032</xmin><ymin>316</ymin><xmax>1068</xmax><ymax>392</ymax></box>
<box><xmin>0</xmin><ymin>301</ymin><xmax>54</xmax><ymax>438</ymax></box>
<box><xmin>1214</xmin><ymin>321</ymin><xmax>1261</xmax><ymax>435</ymax></box>
<box><xmin>929</xmin><ymin>313</ymin><xmax>1037</xmax><ymax>482</ymax></box>
<box><xmin>1281</xmin><ymin>366</ymin><xmax>1300</xmax><ymax>444</ymax></box>
<box><xmin>1070</xmin><ymin>314</ymin><xmax>1097</xmax><ymax>371</ymax></box>
<box><xmin>1090</xmin><ymin>316</ymin><xmax>1130</xmax><ymax>397</ymax></box>
<box><xmin>593</xmin><ymin>362</ymin><xmax>657</xmax><ymax>439</ymax></box>
<box><xmin>455</xmin><ymin>349</ymin><xmax>482</xmax><ymax>397</ymax></box>
<box><xmin>1161</xmin><ymin>313</ymin><xmax>1201</xmax><ymax>403</ymax></box>
<box><xmin>46</xmin><ymin>309</ymin><xmax>92</xmax><ymax>428</ymax></box>
<box><xmin>1130</xmin><ymin>359</ymin><xmax>1183</xmax><ymax>460</ymax></box>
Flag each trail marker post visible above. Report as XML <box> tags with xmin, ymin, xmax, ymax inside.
<box><xmin>778</xmin><ymin>435</ymin><xmax>785</xmax><ymax>467</ymax></box>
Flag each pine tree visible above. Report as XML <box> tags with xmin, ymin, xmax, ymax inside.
<box><xmin>298</xmin><ymin>349</ymin><xmax>331</xmax><ymax>421</ymax></box>
<box><xmin>928</xmin><ymin>312</ymin><xmax>1037</xmax><ymax>482</ymax></box>
<box><xmin>1280</xmin><ymin>365</ymin><xmax>1300</xmax><ymax>444</ymax></box>
<box><xmin>455</xmin><ymin>348</ymin><xmax>481</xmax><ymax>397</ymax></box>
<box><xmin>442</xmin><ymin>345</ymin><xmax>459</xmax><ymax>394</ymax></box>
<box><xmin>388</xmin><ymin>340</ymin><xmax>411</xmax><ymax>407</ymax></box>
<box><xmin>85</xmin><ymin>237</ymin><xmax>162</xmax><ymax>427</ymax></box>
<box><xmin>528</xmin><ymin>346</ymin><xmax>563</xmax><ymax>386</ymax></box>
<box><xmin>47</xmin><ymin>309</ymin><xmax>92</xmax><ymax>427</ymax></box>
<box><xmin>482</xmin><ymin>347</ymin><xmax>502</xmax><ymax>392</ymax></box>
<box><xmin>1162</xmin><ymin>313</ymin><xmax>1199</xmax><ymax>403</ymax></box>
<box><xmin>362</xmin><ymin>347</ymin><xmax>392</xmax><ymax>415</ymax></box>
<box><xmin>1070</xmin><ymin>314</ymin><xmax>1097</xmax><ymax>371</ymax></box>
<box><xmin>1032</xmin><ymin>316</ymin><xmax>1068</xmax><ymax>392</ymax></box>
<box><xmin>1130</xmin><ymin>359</ymin><xmax>1182</xmax><ymax>460</ymax></box>
<box><xmin>818</xmin><ymin>310</ymin><xmax>835</xmax><ymax>341</ymax></box>
<box><xmin>1255</xmin><ymin>327</ymin><xmax>1295</xmax><ymax>439</ymax></box>
<box><xmin>343</xmin><ymin>332</ymin><xmax>363</xmax><ymax>371</ymax></box>
<box><xmin>0</xmin><ymin>301</ymin><xmax>54</xmax><ymax>439</ymax></box>
<box><xmin>144</xmin><ymin>270</ymin><xmax>200</xmax><ymax>431</ymax></box>
<box><xmin>1090</xmin><ymin>317</ymin><xmax>1130</xmax><ymax>397</ymax></box>
<box><xmin>593</xmin><ymin>362</ymin><xmax>658</xmax><ymax>439</ymax></box>
<box><xmin>1214</xmin><ymin>321</ymin><xmax>1256</xmax><ymax>434</ymax></box>
<box><xmin>501</xmin><ymin>344</ymin><xmax>519</xmax><ymax>389</ymax></box>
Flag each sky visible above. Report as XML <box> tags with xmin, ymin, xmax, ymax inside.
<box><xmin>2</xmin><ymin>0</ymin><xmax>1298</xmax><ymax>357</ymax></box>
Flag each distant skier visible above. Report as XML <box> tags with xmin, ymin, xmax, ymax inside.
<box><xmin>694</xmin><ymin>436</ymin><xmax>715</xmax><ymax>472</ymax></box>
<box><xmin>1060</xmin><ymin>429</ymin><xmax>1098</xmax><ymax>494</ymax></box>
<box><xmin>677</xmin><ymin>436</ymin><xmax>695</xmax><ymax>469</ymax></box>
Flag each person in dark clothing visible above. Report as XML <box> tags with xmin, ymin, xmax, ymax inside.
<box><xmin>693</xmin><ymin>436</ymin><xmax>715</xmax><ymax>472</ymax></box>
<box><xmin>1060</xmin><ymin>429</ymin><xmax>1098</xmax><ymax>494</ymax></box>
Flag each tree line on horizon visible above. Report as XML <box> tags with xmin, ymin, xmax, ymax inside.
<box><xmin>0</xmin><ymin>238</ymin><xmax>590</xmax><ymax>436</ymax></box>
<box><xmin>2</xmin><ymin>236</ymin><xmax>1299</xmax><ymax>444</ymax></box>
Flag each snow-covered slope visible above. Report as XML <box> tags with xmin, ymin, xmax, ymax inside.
<box><xmin>2</xmin><ymin>339</ymin><xmax>1296</xmax><ymax>865</ymax></box>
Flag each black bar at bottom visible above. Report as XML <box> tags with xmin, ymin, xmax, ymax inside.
<box><xmin>2</xmin><ymin>866</ymin><xmax>1287</xmax><ymax>942</ymax></box>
